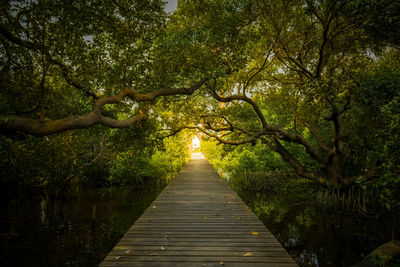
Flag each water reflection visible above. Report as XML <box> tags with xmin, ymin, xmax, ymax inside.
<box><xmin>0</xmin><ymin>182</ymin><xmax>394</xmax><ymax>266</ymax></box>
<box><xmin>0</xmin><ymin>186</ymin><xmax>163</xmax><ymax>266</ymax></box>
<box><xmin>40</xmin><ymin>199</ymin><xmax>47</xmax><ymax>225</ymax></box>
<box><xmin>237</xmin><ymin>190</ymin><xmax>392</xmax><ymax>267</ymax></box>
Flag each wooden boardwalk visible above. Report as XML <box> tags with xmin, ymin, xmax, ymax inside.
<box><xmin>100</xmin><ymin>153</ymin><xmax>297</xmax><ymax>267</ymax></box>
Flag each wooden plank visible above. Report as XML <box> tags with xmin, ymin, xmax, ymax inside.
<box><xmin>109</xmin><ymin>246</ymin><xmax>286</xmax><ymax>252</ymax></box>
<box><xmin>114</xmin><ymin>241</ymin><xmax>283</xmax><ymax>247</ymax></box>
<box><xmin>103</xmin><ymin>255</ymin><xmax>295</xmax><ymax>263</ymax></box>
<box><xmin>100</xmin><ymin>262</ymin><xmax>297</xmax><ymax>267</ymax></box>
<box><xmin>100</xmin><ymin>153</ymin><xmax>297</xmax><ymax>267</ymax></box>
<box><xmin>123</xmin><ymin>233</ymin><xmax>274</xmax><ymax>237</ymax></box>
<box><xmin>108</xmin><ymin>250</ymin><xmax>289</xmax><ymax>256</ymax></box>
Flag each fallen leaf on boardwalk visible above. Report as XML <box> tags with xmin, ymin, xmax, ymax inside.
<box><xmin>251</xmin><ymin>231</ymin><xmax>260</xmax><ymax>235</ymax></box>
<box><xmin>219</xmin><ymin>261</ymin><xmax>225</xmax><ymax>265</ymax></box>
<box><xmin>150</xmin><ymin>252</ymin><xmax>157</xmax><ymax>256</ymax></box>
<box><xmin>237</xmin><ymin>217</ymin><xmax>241</xmax><ymax>219</ymax></box>
<box><xmin>160</xmin><ymin>246</ymin><xmax>166</xmax><ymax>250</ymax></box>
<box><xmin>125</xmin><ymin>250</ymin><xmax>131</xmax><ymax>253</ymax></box>
<box><xmin>167</xmin><ymin>226</ymin><xmax>172</xmax><ymax>229</ymax></box>
<box><xmin>115</xmin><ymin>256</ymin><xmax>122</xmax><ymax>260</ymax></box>
<box><xmin>186</xmin><ymin>221</ymin><xmax>191</xmax><ymax>224</ymax></box>
<box><xmin>204</xmin><ymin>217</ymin><xmax>207</xmax><ymax>219</ymax></box>
<box><xmin>243</xmin><ymin>252</ymin><xmax>254</xmax><ymax>257</ymax></box>
<box><xmin>152</xmin><ymin>205</ymin><xmax>156</xmax><ymax>208</ymax></box>
<box><xmin>231</xmin><ymin>196</ymin><xmax>235</xmax><ymax>199</ymax></box>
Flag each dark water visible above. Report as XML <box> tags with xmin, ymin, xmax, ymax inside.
<box><xmin>0</xmin><ymin>186</ymin><xmax>163</xmax><ymax>267</ymax></box>
<box><xmin>237</xmin><ymin>189</ymin><xmax>394</xmax><ymax>267</ymax></box>
<box><xmin>0</xmin><ymin>181</ymin><xmax>396</xmax><ymax>267</ymax></box>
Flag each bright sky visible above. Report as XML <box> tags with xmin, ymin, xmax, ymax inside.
<box><xmin>192</xmin><ymin>136</ymin><xmax>201</xmax><ymax>148</ymax></box>
<box><xmin>164</xmin><ymin>0</ymin><xmax>178</xmax><ymax>13</ymax></box>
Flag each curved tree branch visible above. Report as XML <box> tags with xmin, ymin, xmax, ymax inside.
<box><xmin>196</xmin><ymin>126</ymin><xmax>262</xmax><ymax>145</ymax></box>
<box><xmin>0</xmin><ymin>78</ymin><xmax>209</xmax><ymax>136</ymax></box>
<box><xmin>206</xmin><ymin>84</ymin><xmax>269</xmax><ymax>128</ymax></box>
<box><xmin>262</xmin><ymin>137</ymin><xmax>328</xmax><ymax>184</ymax></box>
<box><xmin>296</xmin><ymin>115</ymin><xmax>331</xmax><ymax>153</ymax></box>
<box><xmin>243</xmin><ymin>49</ymin><xmax>274</xmax><ymax>93</ymax></box>
<box><xmin>0</xmin><ymin>108</ymin><xmax>148</xmax><ymax>136</ymax></box>
<box><xmin>206</xmin><ymin>82</ymin><xmax>326</xmax><ymax>166</ymax></box>
<box><xmin>268</xmin><ymin>125</ymin><xmax>326</xmax><ymax>165</ymax></box>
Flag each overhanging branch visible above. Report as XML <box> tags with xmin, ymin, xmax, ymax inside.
<box><xmin>0</xmin><ymin>78</ymin><xmax>209</xmax><ymax>136</ymax></box>
<box><xmin>206</xmin><ymin>84</ymin><xmax>269</xmax><ymax>129</ymax></box>
<box><xmin>262</xmin><ymin>137</ymin><xmax>328</xmax><ymax>184</ymax></box>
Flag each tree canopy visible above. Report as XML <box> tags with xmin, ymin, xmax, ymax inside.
<box><xmin>1</xmin><ymin>0</ymin><xmax>399</xmax><ymax>189</ymax></box>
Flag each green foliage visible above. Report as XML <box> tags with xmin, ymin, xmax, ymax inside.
<box><xmin>1</xmin><ymin>0</ymin><xmax>400</xmax><ymax>207</ymax></box>
<box><xmin>352</xmin><ymin>52</ymin><xmax>400</xmax><ymax>209</ymax></box>
<box><xmin>0</xmin><ymin>127</ymin><xmax>110</xmax><ymax>193</ymax></box>
<box><xmin>0</xmin><ymin>0</ymin><xmax>195</xmax><ymax>193</ymax></box>
<box><xmin>0</xmin><ymin>0</ymin><xmax>168</xmax><ymax>119</ymax></box>
<box><xmin>375</xmin><ymin>95</ymin><xmax>400</xmax><ymax>207</ymax></box>
<box><xmin>0</xmin><ymin>118</ymin><xmax>191</xmax><ymax>193</ymax></box>
<box><xmin>357</xmin><ymin>93</ymin><xmax>400</xmax><ymax>210</ymax></box>
<box><xmin>108</xmin><ymin>148</ymin><xmax>152</xmax><ymax>185</ymax></box>
<box><xmin>108</xmin><ymin>131</ymin><xmax>190</xmax><ymax>186</ymax></box>
<box><xmin>346</xmin><ymin>0</ymin><xmax>400</xmax><ymax>47</ymax></box>
<box><xmin>202</xmin><ymin>138</ymin><xmax>294</xmax><ymax>191</ymax></box>
<box><xmin>201</xmin><ymin>138</ymin><xmax>230</xmax><ymax>171</ymax></box>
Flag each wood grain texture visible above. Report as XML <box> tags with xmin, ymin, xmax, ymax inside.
<box><xmin>100</xmin><ymin>153</ymin><xmax>297</xmax><ymax>267</ymax></box>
